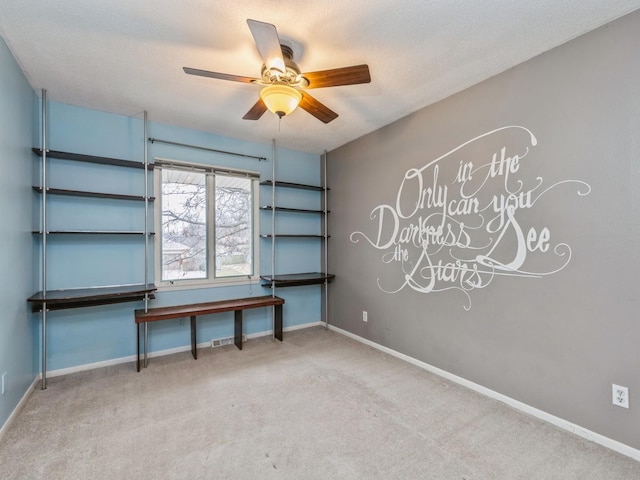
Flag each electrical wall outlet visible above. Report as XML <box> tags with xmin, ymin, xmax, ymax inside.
<box><xmin>612</xmin><ymin>384</ymin><xmax>629</xmax><ymax>409</ymax></box>
<box><xmin>362</xmin><ymin>311</ymin><xmax>368</xmax><ymax>322</ymax></box>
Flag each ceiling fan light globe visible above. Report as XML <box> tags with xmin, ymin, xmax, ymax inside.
<box><xmin>260</xmin><ymin>84</ymin><xmax>302</xmax><ymax>117</ymax></box>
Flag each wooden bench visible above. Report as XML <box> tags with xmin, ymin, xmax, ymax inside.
<box><xmin>134</xmin><ymin>295</ymin><xmax>285</xmax><ymax>371</ymax></box>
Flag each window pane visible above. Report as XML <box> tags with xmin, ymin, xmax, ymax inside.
<box><xmin>161</xmin><ymin>169</ymin><xmax>207</xmax><ymax>281</ymax></box>
<box><xmin>215</xmin><ymin>175</ymin><xmax>253</xmax><ymax>277</ymax></box>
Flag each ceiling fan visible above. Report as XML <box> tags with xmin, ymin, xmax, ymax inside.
<box><xmin>183</xmin><ymin>19</ymin><xmax>371</xmax><ymax>124</ymax></box>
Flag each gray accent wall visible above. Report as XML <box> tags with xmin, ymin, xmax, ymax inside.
<box><xmin>327</xmin><ymin>10</ymin><xmax>640</xmax><ymax>449</ymax></box>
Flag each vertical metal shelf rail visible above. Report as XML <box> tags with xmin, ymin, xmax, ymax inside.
<box><xmin>143</xmin><ymin>111</ymin><xmax>150</xmax><ymax>368</ymax></box>
<box><xmin>322</xmin><ymin>150</ymin><xmax>329</xmax><ymax>330</ymax></box>
<box><xmin>40</xmin><ymin>90</ymin><xmax>48</xmax><ymax>389</ymax></box>
<box><xmin>271</xmin><ymin>139</ymin><xmax>277</xmax><ymax>340</ymax></box>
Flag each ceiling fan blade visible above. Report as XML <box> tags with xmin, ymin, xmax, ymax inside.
<box><xmin>246</xmin><ymin>19</ymin><xmax>285</xmax><ymax>73</ymax></box>
<box><xmin>302</xmin><ymin>64</ymin><xmax>371</xmax><ymax>89</ymax></box>
<box><xmin>242</xmin><ymin>98</ymin><xmax>268</xmax><ymax>120</ymax></box>
<box><xmin>299</xmin><ymin>92</ymin><xmax>339</xmax><ymax>124</ymax></box>
<box><xmin>183</xmin><ymin>67</ymin><xmax>258</xmax><ymax>84</ymax></box>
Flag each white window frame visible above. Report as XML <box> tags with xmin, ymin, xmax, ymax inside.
<box><xmin>153</xmin><ymin>157</ymin><xmax>260</xmax><ymax>290</ymax></box>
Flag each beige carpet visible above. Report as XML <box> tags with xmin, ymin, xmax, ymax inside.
<box><xmin>1</xmin><ymin>326</ymin><xmax>638</xmax><ymax>479</ymax></box>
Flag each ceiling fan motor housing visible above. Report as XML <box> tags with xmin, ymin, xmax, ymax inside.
<box><xmin>260</xmin><ymin>45</ymin><xmax>309</xmax><ymax>88</ymax></box>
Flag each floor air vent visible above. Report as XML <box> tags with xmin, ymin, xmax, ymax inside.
<box><xmin>211</xmin><ymin>334</ymin><xmax>247</xmax><ymax>348</ymax></box>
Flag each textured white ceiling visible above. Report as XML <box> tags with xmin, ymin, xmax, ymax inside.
<box><xmin>1</xmin><ymin>0</ymin><xmax>639</xmax><ymax>153</ymax></box>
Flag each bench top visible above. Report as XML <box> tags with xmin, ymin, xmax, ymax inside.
<box><xmin>135</xmin><ymin>295</ymin><xmax>284</xmax><ymax>323</ymax></box>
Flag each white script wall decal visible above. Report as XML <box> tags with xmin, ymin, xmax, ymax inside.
<box><xmin>350</xmin><ymin>126</ymin><xmax>591</xmax><ymax>310</ymax></box>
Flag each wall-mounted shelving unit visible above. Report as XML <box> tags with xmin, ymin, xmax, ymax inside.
<box><xmin>260</xmin><ymin>145</ymin><xmax>333</xmax><ymax>328</ymax></box>
<box><xmin>260</xmin><ymin>272</ymin><xmax>334</xmax><ymax>288</ymax></box>
<box><xmin>32</xmin><ymin>186</ymin><xmax>155</xmax><ymax>202</ymax></box>
<box><xmin>28</xmin><ymin>284</ymin><xmax>156</xmax><ymax>312</ymax></box>
<box><xmin>27</xmin><ymin>92</ymin><xmax>155</xmax><ymax>388</ymax></box>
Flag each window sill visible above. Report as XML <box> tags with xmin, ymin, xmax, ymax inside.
<box><xmin>155</xmin><ymin>276</ymin><xmax>263</xmax><ymax>292</ymax></box>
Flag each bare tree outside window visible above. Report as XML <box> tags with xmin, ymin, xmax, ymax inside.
<box><xmin>159</xmin><ymin>168</ymin><xmax>254</xmax><ymax>283</ymax></box>
<box><xmin>161</xmin><ymin>169</ymin><xmax>207</xmax><ymax>281</ymax></box>
<box><xmin>215</xmin><ymin>175</ymin><xmax>253</xmax><ymax>277</ymax></box>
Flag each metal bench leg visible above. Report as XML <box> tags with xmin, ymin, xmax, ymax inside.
<box><xmin>274</xmin><ymin>304</ymin><xmax>283</xmax><ymax>341</ymax></box>
<box><xmin>144</xmin><ymin>322</ymin><xmax>148</xmax><ymax>368</ymax></box>
<box><xmin>191</xmin><ymin>316</ymin><xmax>197</xmax><ymax>359</ymax></box>
<box><xmin>234</xmin><ymin>310</ymin><xmax>243</xmax><ymax>350</ymax></box>
<box><xmin>136</xmin><ymin>323</ymin><xmax>140</xmax><ymax>372</ymax></box>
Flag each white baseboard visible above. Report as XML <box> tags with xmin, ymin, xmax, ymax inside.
<box><xmin>45</xmin><ymin>320</ymin><xmax>323</xmax><ymax>378</ymax></box>
<box><xmin>0</xmin><ymin>376</ymin><xmax>39</xmax><ymax>444</ymax></box>
<box><xmin>328</xmin><ymin>324</ymin><xmax>640</xmax><ymax>462</ymax></box>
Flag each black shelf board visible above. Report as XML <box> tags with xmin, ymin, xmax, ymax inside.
<box><xmin>32</xmin><ymin>186</ymin><xmax>154</xmax><ymax>202</ymax></box>
<box><xmin>260</xmin><ymin>206</ymin><xmax>328</xmax><ymax>214</ymax></box>
<box><xmin>33</xmin><ymin>230</ymin><xmax>155</xmax><ymax>235</ymax></box>
<box><xmin>33</xmin><ymin>148</ymin><xmax>154</xmax><ymax>170</ymax></box>
<box><xmin>260</xmin><ymin>234</ymin><xmax>328</xmax><ymax>238</ymax></box>
<box><xmin>28</xmin><ymin>284</ymin><xmax>157</xmax><ymax>312</ymax></box>
<box><xmin>260</xmin><ymin>273</ymin><xmax>335</xmax><ymax>288</ymax></box>
<box><xmin>260</xmin><ymin>180</ymin><xmax>328</xmax><ymax>192</ymax></box>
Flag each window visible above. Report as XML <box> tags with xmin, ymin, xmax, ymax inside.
<box><xmin>154</xmin><ymin>160</ymin><xmax>259</xmax><ymax>287</ymax></box>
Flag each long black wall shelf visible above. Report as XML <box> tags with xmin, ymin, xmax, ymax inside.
<box><xmin>260</xmin><ymin>234</ymin><xmax>328</xmax><ymax>238</ymax></box>
<box><xmin>28</xmin><ymin>284</ymin><xmax>157</xmax><ymax>312</ymax></box>
<box><xmin>33</xmin><ymin>186</ymin><xmax>155</xmax><ymax>202</ymax></box>
<box><xmin>260</xmin><ymin>273</ymin><xmax>335</xmax><ymax>288</ymax></box>
<box><xmin>33</xmin><ymin>148</ymin><xmax>154</xmax><ymax>170</ymax></box>
<box><xmin>260</xmin><ymin>206</ymin><xmax>327</xmax><ymax>214</ymax></box>
<box><xmin>260</xmin><ymin>180</ymin><xmax>327</xmax><ymax>191</ymax></box>
<box><xmin>33</xmin><ymin>230</ymin><xmax>155</xmax><ymax>235</ymax></box>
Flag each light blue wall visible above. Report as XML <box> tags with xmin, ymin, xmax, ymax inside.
<box><xmin>0</xmin><ymin>37</ymin><xmax>37</xmax><ymax>428</ymax></box>
<box><xmin>39</xmin><ymin>102</ymin><xmax>323</xmax><ymax>371</ymax></box>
